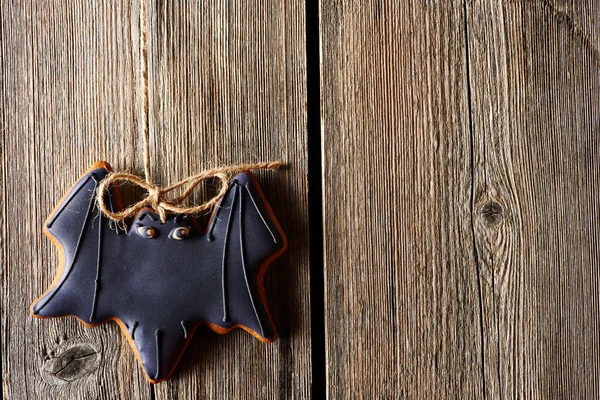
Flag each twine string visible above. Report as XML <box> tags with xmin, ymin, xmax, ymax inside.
<box><xmin>95</xmin><ymin>161</ymin><xmax>282</xmax><ymax>224</ymax></box>
<box><xmin>140</xmin><ymin>7</ymin><xmax>151</xmax><ymax>185</ymax></box>
<box><xmin>95</xmin><ymin>0</ymin><xmax>281</xmax><ymax>224</ymax></box>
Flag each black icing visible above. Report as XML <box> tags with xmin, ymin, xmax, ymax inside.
<box><xmin>31</xmin><ymin>165</ymin><xmax>286</xmax><ymax>381</ymax></box>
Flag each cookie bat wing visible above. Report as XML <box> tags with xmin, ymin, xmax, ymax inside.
<box><xmin>204</xmin><ymin>172</ymin><xmax>287</xmax><ymax>341</ymax></box>
<box><xmin>31</xmin><ymin>163</ymin><xmax>288</xmax><ymax>383</ymax></box>
<box><xmin>31</xmin><ymin>162</ymin><xmax>116</xmax><ymax>318</ymax></box>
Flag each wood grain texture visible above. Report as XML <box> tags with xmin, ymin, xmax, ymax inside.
<box><xmin>1</xmin><ymin>0</ymin><xmax>309</xmax><ymax>398</ymax></box>
<box><xmin>466</xmin><ymin>0</ymin><xmax>600</xmax><ymax>397</ymax></box>
<box><xmin>320</xmin><ymin>2</ymin><xmax>484</xmax><ymax>398</ymax></box>
<box><xmin>321</xmin><ymin>0</ymin><xmax>600</xmax><ymax>398</ymax></box>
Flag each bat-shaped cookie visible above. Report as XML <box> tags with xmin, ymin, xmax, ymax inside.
<box><xmin>30</xmin><ymin>161</ymin><xmax>287</xmax><ymax>383</ymax></box>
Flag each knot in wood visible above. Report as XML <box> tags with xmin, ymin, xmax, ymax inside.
<box><xmin>43</xmin><ymin>343</ymin><xmax>100</xmax><ymax>382</ymax></box>
<box><xmin>480</xmin><ymin>201</ymin><xmax>504</xmax><ymax>228</ymax></box>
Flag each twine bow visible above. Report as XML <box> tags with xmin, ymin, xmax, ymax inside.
<box><xmin>96</xmin><ymin>162</ymin><xmax>282</xmax><ymax>224</ymax></box>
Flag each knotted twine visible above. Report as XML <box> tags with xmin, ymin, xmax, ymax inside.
<box><xmin>95</xmin><ymin>158</ymin><xmax>282</xmax><ymax>224</ymax></box>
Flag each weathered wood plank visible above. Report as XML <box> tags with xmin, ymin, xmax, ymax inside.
<box><xmin>321</xmin><ymin>0</ymin><xmax>600</xmax><ymax>397</ymax></box>
<box><xmin>144</xmin><ymin>1</ymin><xmax>310</xmax><ymax>398</ymax></box>
<box><xmin>4</xmin><ymin>0</ymin><xmax>310</xmax><ymax>397</ymax></box>
<box><xmin>1</xmin><ymin>1</ymin><xmax>151</xmax><ymax>399</ymax></box>
<box><xmin>466</xmin><ymin>0</ymin><xmax>600</xmax><ymax>397</ymax></box>
<box><xmin>320</xmin><ymin>2</ymin><xmax>484</xmax><ymax>398</ymax></box>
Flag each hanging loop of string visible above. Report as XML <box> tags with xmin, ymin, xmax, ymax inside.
<box><xmin>95</xmin><ymin>161</ymin><xmax>281</xmax><ymax>224</ymax></box>
<box><xmin>96</xmin><ymin>1</ymin><xmax>281</xmax><ymax>224</ymax></box>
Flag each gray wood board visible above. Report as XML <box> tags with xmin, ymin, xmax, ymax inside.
<box><xmin>320</xmin><ymin>0</ymin><xmax>600</xmax><ymax>398</ymax></box>
<box><xmin>1</xmin><ymin>1</ymin><xmax>310</xmax><ymax>398</ymax></box>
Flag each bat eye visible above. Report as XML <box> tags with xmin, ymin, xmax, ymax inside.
<box><xmin>137</xmin><ymin>226</ymin><xmax>156</xmax><ymax>239</ymax></box>
<box><xmin>169</xmin><ymin>227</ymin><xmax>190</xmax><ymax>240</ymax></box>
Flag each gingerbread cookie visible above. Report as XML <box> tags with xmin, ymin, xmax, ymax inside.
<box><xmin>31</xmin><ymin>161</ymin><xmax>287</xmax><ymax>383</ymax></box>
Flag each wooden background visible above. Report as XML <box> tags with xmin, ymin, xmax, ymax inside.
<box><xmin>2</xmin><ymin>0</ymin><xmax>599</xmax><ymax>398</ymax></box>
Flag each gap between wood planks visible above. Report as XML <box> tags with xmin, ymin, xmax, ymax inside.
<box><xmin>306</xmin><ymin>0</ymin><xmax>327</xmax><ymax>397</ymax></box>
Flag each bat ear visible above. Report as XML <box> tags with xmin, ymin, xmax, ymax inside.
<box><xmin>89</xmin><ymin>161</ymin><xmax>113</xmax><ymax>173</ymax></box>
<box><xmin>225</xmin><ymin>171</ymin><xmax>287</xmax><ymax>251</ymax></box>
<box><xmin>42</xmin><ymin>161</ymin><xmax>122</xmax><ymax>249</ymax></box>
<box><xmin>233</xmin><ymin>171</ymin><xmax>285</xmax><ymax>236</ymax></box>
<box><xmin>87</xmin><ymin>161</ymin><xmax>123</xmax><ymax>214</ymax></box>
<box><xmin>45</xmin><ymin>162</ymin><xmax>113</xmax><ymax>226</ymax></box>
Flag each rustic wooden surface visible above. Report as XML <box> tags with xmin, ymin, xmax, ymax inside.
<box><xmin>1</xmin><ymin>1</ymin><xmax>310</xmax><ymax>399</ymax></box>
<box><xmin>3</xmin><ymin>0</ymin><xmax>600</xmax><ymax>398</ymax></box>
<box><xmin>321</xmin><ymin>0</ymin><xmax>600</xmax><ymax>398</ymax></box>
